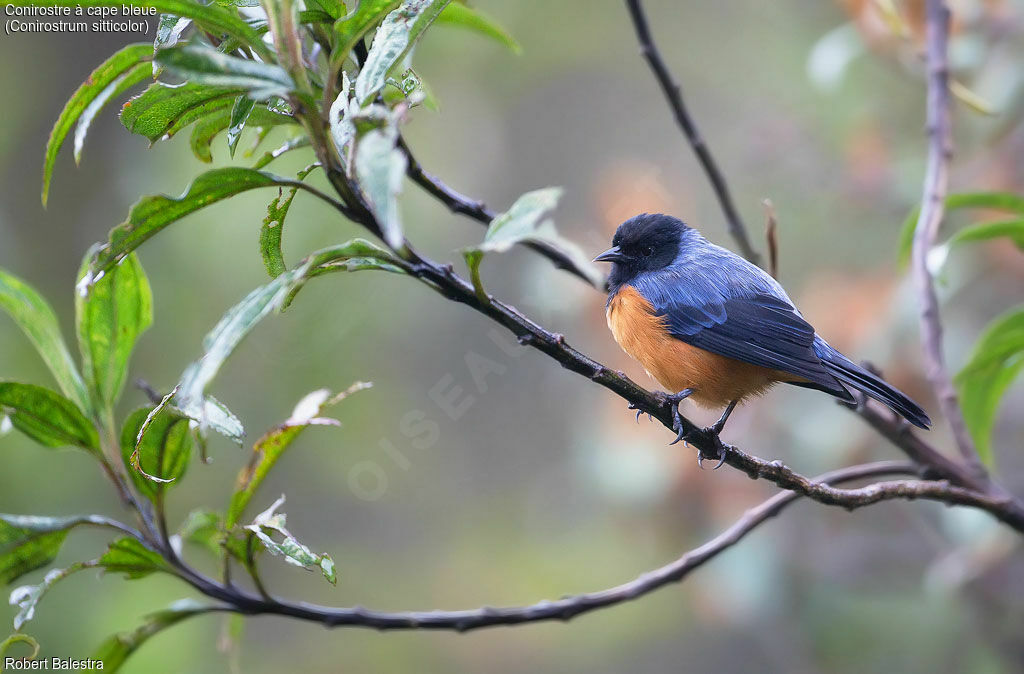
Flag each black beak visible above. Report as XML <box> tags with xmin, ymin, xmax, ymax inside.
<box><xmin>593</xmin><ymin>246</ymin><xmax>624</xmax><ymax>263</ymax></box>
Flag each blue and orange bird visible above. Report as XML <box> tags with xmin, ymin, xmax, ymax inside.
<box><xmin>595</xmin><ymin>214</ymin><xmax>930</xmax><ymax>461</ymax></box>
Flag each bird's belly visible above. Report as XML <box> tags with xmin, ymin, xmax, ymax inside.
<box><xmin>607</xmin><ymin>287</ymin><xmax>782</xmax><ymax>409</ymax></box>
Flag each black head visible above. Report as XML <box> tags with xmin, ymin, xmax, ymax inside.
<box><xmin>594</xmin><ymin>214</ymin><xmax>689</xmax><ymax>291</ymax></box>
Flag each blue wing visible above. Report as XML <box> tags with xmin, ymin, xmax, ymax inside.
<box><xmin>630</xmin><ymin>267</ymin><xmax>850</xmax><ymax>398</ymax></box>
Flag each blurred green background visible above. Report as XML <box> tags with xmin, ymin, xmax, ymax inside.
<box><xmin>2</xmin><ymin>0</ymin><xmax>1024</xmax><ymax>672</ymax></box>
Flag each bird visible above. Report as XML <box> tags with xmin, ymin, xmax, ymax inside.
<box><xmin>594</xmin><ymin>213</ymin><xmax>930</xmax><ymax>465</ymax></box>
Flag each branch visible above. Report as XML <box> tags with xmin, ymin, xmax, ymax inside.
<box><xmin>398</xmin><ymin>137</ymin><xmax>604</xmax><ymax>288</ymax></box>
<box><xmin>623</xmin><ymin>0</ymin><xmax>761</xmax><ymax>265</ymax></box>
<box><xmin>168</xmin><ymin>461</ymin><xmax>945</xmax><ymax>631</ymax></box>
<box><xmin>377</xmin><ymin>233</ymin><xmax>1024</xmax><ymax>531</ymax></box>
<box><xmin>910</xmin><ymin>0</ymin><xmax>988</xmax><ymax>480</ymax></box>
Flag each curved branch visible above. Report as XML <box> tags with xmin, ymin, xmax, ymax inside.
<box><xmin>910</xmin><ymin>0</ymin><xmax>988</xmax><ymax>480</ymax></box>
<box><xmin>623</xmin><ymin>0</ymin><xmax>761</xmax><ymax>265</ymax></box>
<box><xmin>170</xmin><ymin>461</ymin><xmax>930</xmax><ymax>631</ymax></box>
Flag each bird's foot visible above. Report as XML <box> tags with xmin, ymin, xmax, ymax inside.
<box><xmin>650</xmin><ymin>389</ymin><xmax>694</xmax><ymax>445</ymax></box>
<box><xmin>686</xmin><ymin>426</ymin><xmax>730</xmax><ymax>470</ymax></box>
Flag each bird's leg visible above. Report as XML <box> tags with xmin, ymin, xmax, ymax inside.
<box><xmin>711</xmin><ymin>400</ymin><xmax>738</xmax><ymax>434</ymax></box>
<box><xmin>649</xmin><ymin>388</ymin><xmax>694</xmax><ymax>445</ymax></box>
<box><xmin>675</xmin><ymin>398</ymin><xmax>736</xmax><ymax>470</ymax></box>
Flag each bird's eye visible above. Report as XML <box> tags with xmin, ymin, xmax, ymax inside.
<box><xmin>641</xmin><ymin>246</ymin><xmax>653</xmax><ymax>257</ymax></box>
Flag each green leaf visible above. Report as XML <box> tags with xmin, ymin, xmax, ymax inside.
<box><xmin>154</xmin><ymin>14</ymin><xmax>192</xmax><ymax>52</ymax></box>
<box><xmin>226</xmin><ymin>96</ymin><xmax>255</xmax><ymax>157</ymax></box>
<box><xmin>9</xmin><ymin>0</ymin><xmax>271</xmax><ymax>59</ymax></box>
<box><xmin>260</xmin><ymin>188</ymin><xmax>298</xmax><ymax>278</ymax></box>
<box><xmin>948</xmin><ymin>218</ymin><xmax>1024</xmax><ymax>250</ymax></box>
<box><xmin>155</xmin><ymin>45</ymin><xmax>294</xmax><ymax>100</ymax></box>
<box><xmin>464</xmin><ymin>187</ymin><xmax>604</xmax><ymax>288</ymax></box>
<box><xmin>331</xmin><ymin>0</ymin><xmax>401</xmax><ymax>67</ymax></box>
<box><xmin>190</xmin><ymin>104</ymin><xmax>294</xmax><ymax>163</ymax></box>
<box><xmin>75</xmin><ymin>250</ymin><xmax>152</xmax><ymax>412</ymax></box>
<box><xmin>41</xmin><ymin>44</ymin><xmax>152</xmax><ymax>207</ymax></box>
<box><xmin>355</xmin><ymin>126</ymin><xmax>407</xmax><ymax>249</ymax></box>
<box><xmin>98</xmin><ymin>538</ymin><xmax>171</xmax><ymax>580</ymax></box>
<box><xmin>226</xmin><ymin>383</ymin><xmax>370</xmax><ymax>529</ymax></box>
<box><xmin>296</xmin><ymin>238</ymin><xmax>407</xmax><ymax>292</ymax></box>
<box><xmin>258</xmin><ymin>162</ymin><xmax>319</xmax><ymax>278</ymax></box>
<box><xmin>956</xmin><ymin>306</ymin><xmax>1024</xmax><ymax>466</ymax></box>
<box><xmin>92</xmin><ymin>599</ymin><xmax>214</xmax><ymax>672</ymax></box>
<box><xmin>0</xmin><ymin>383</ymin><xmax>98</xmax><ymax>452</ymax></box>
<box><xmin>89</xmin><ymin>168</ymin><xmax>309</xmax><ymax>276</ymax></box>
<box><xmin>0</xmin><ymin>268</ymin><xmax>90</xmax><ymax>412</ymax></box>
<box><xmin>120</xmin><ymin>407</ymin><xmax>193</xmax><ymax>499</ymax></box>
<box><xmin>121</xmin><ymin>81</ymin><xmax>244</xmax><ymax>143</ymax></box>
<box><xmin>436</xmin><ymin>2</ymin><xmax>520</xmax><ymax>52</ymax></box>
<box><xmin>354</xmin><ymin>0</ymin><xmax>451</xmax><ymax>104</ymax></box>
<box><xmin>306</xmin><ymin>0</ymin><xmax>346</xmax><ymax>19</ymax></box>
<box><xmin>0</xmin><ymin>514</ymin><xmax>107</xmax><ymax>585</ymax></box>
<box><xmin>9</xmin><ymin>561</ymin><xmax>95</xmax><ymax>630</ymax></box>
<box><xmin>898</xmin><ymin>192</ymin><xmax>1024</xmax><ymax>266</ymax></box>
<box><xmin>245</xmin><ymin>496</ymin><xmax>336</xmax><ymax>584</ymax></box>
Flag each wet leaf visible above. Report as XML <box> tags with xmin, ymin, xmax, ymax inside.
<box><xmin>121</xmin><ymin>81</ymin><xmax>244</xmax><ymax>142</ymax></box>
<box><xmin>331</xmin><ymin>0</ymin><xmax>400</xmax><ymax>66</ymax></box>
<box><xmin>190</xmin><ymin>104</ymin><xmax>293</xmax><ymax>163</ymax></box>
<box><xmin>245</xmin><ymin>496</ymin><xmax>336</xmax><ymax>584</ymax></box>
<box><xmin>155</xmin><ymin>45</ymin><xmax>294</xmax><ymax>100</ymax></box>
<box><xmin>154</xmin><ymin>14</ymin><xmax>192</xmax><ymax>52</ymax></box>
<box><xmin>354</xmin><ymin>0</ymin><xmax>450</xmax><ymax>104</ymax></box>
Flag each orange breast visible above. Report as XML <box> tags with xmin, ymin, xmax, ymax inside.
<box><xmin>606</xmin><ymin>286</ymin><xmax>785</xmax><ymax>409</ymax></box>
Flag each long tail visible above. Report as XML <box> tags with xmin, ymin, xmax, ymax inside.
<box><xmin>812</xmin><ymin>338</ymin><xmax>932</xmax><ymax>429</ymax></box>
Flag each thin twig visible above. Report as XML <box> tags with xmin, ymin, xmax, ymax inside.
<box><xmin>623</xmin><ymin>0</ymin><xmax>761</xmax><ymax>265</ymax></box>
<box><xmin>911</xmin><ymin>0</ymin><xmax>988</xmax><ymax>481</ymax></box>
